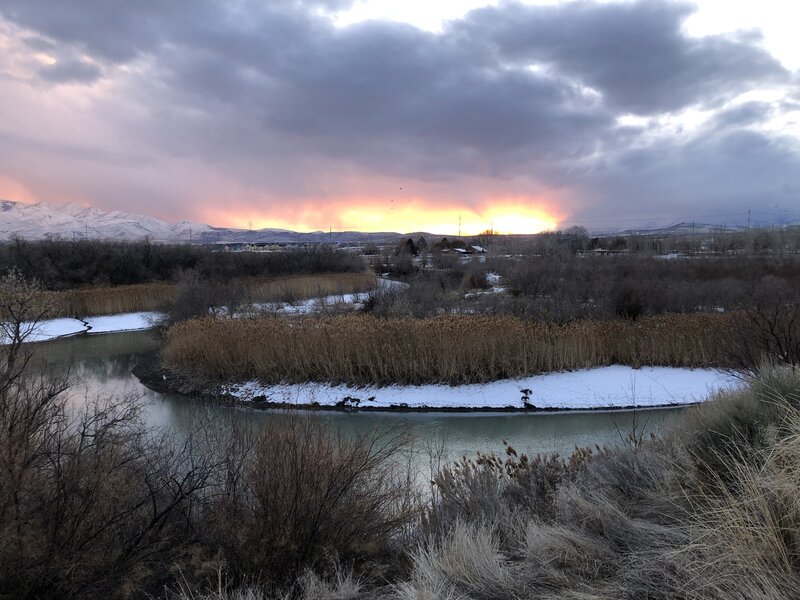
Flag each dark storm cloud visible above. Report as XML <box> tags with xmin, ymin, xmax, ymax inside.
<box><xmin>574</xmin><ymin>127</ymin><xmax>800</xmax><ymax>227</ymax></box>
<box><xmin>709</xmin><ymin>101</ymin><xmax>775</xmax><ymax>130</ymax></box>
<box><xmin>454</xmin><ymin>1</ymin><xmax>788</xmax><ymax>114</ymax></box>
<box><xmin>0</xmin><ymin>0</ymin><xmax>797</xmax><ymax>226</ymax></box>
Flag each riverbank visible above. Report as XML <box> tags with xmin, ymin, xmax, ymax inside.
<box><xmin>136</xmin><ymin>354</ymin><xmax>740</xmax><ymax>411</ymax></box>
<box><xmin>225</xmin><ymin>366</ymin><xmax>739</xmax><ymax>410</ymax></box>
<box><xmin>26</xmin><ymin>311</ymin><xmax>159</xmax><ymax>342</ymax></box>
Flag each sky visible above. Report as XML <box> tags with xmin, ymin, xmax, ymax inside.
<box><xmin>0</xmin><ymin>0</ymin><xmax>798</xmax><ymax>235</ymax></box>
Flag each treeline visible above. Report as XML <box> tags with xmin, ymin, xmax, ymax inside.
<box><xmin>0</xmin><ymin>239</ymin><xmax>365</xmax><ymax>290</ymax></box>
<box><xmin>480</xmin><ymin>225</ymin><xmax>800</xmax><ymax>257</ymax></box>
<box><xmin>493</xmin><ymin>253</ymin><xmax>800</xmax><ymax>319</ymax></box>
<box><xmin>369</xmin><ymin>253</ymin><xmax>800</xmax><ymax>322</ymax></box>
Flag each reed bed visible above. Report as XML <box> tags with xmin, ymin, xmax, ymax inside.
<box><xmin>244</xmin><ymin>272</ymin><xmax>376</xmax><ymax>303</ymax></box>
<box><xmin>45</xmin><ymin>272</ymin><xmax>377</xmax><ymax>318</ymax></box>
<box><xmin>163</xmin><ymin>313</ymin><xmax>734</xmax><ymax>385</ymax></box>
<box><xmin>47</xmin><ymin>283</ymin><xmax>176</xmax><ymax>318</ymax></box>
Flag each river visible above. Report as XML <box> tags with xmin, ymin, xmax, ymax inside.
<box><xmin>28</xmin><ymin>330</ymin><xmax>687</xmax><ymax>471</ymax></box>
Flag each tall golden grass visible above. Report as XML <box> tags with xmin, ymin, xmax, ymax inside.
<box><xmin>47</xmin><ymin>283</ymin><xmax>175</xmax><ymax>318</ymax></box>
<box><xmin>45</xmin><ymin>272</ymin><xmax>377</xmax><ymax>318</ymax></box>
<box><xmin>163</xmin><ymin>313</ymin><xmax>734</xmax><ymax>385</ymax></box>
<box><xmin>244</xmin><ymin>272</ymin><xmax>376</xmax><ymax>303</ymax></box>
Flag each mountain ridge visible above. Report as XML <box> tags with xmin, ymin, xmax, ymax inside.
<box><xmin>0</xmin><ymin>199</ymin><xmax>768</xmax><ymax>243</ymax></box>
<box><xmin>0</xmin><ymin>199</ymin><xmax>410</xmax><ymax>243</ymax></box>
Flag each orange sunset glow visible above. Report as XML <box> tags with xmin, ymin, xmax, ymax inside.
<box><xmin>205</xmin><ymin>198</ymin><xmax>562</xmax><ymax>235</ymax></box>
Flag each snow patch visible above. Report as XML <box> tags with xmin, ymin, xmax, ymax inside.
<box><xmin>224</xmin><ymin>366</ymin><xmax>741</xmax><ymax>411</ymax></box>
<box><xmin>85</xmin><ymin>312</ymin><xmax>159</xmax><ymax>334</ymax></box>
<box><xmin>13</xmin><ymin>311</ymin><xmax>161</xmax><ymax>343</ymax></box>
<box><xmin>23</xmin><ymin>318</ymin><xmax>88</xmax><ymax>342</ymax></box>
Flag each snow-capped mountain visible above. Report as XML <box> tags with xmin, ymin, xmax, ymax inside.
<box><xmin>0</xmin><ymin>200</ymin><xmax>212</xmax><ymax>242</ymax></box>
<box><xmin>0</xmin><ymin>199</ymin><xmax>407</xmax><ymax>244</ymax></box>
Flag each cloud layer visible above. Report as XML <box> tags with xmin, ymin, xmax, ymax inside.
<box><xmin>0</xmin><ymin>0</ymin><xmax>798</xmax><ymax>232</ymax></box>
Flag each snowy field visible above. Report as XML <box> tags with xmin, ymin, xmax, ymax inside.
<box><xmin>224</xmin><ymin>366</ymin><xmax>741</xmax><ymax>411</ymax></box>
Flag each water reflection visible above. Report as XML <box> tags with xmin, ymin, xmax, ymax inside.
<box><xmin>29</xmin><ymin>331</ymin><xmax>685</xmax><ymax>463</ymax></box>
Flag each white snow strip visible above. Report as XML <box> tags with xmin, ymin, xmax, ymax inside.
<box><xmin>14</xmin><ymin>311</ymin><xmax>161</xmax><ymax>343</ymax></box>
<box><xmin>378</xmin><ymin>277</ymin><xmax>409</xmax><ymax>290</ymax></box>
<box><xmin>85</xmin><ymin>312</ymin><xmax>160</xmax><ymax>334</ymax></box>
<box><xmin>23</xmin><ymin>318</ymin><xmax>89</xmax><ymax>342</ymax></box>
<box><xmin>224</xmin><ymin>366</ymin><xmax>741</xmax><ymax>411</ymax></box>
<box><xmin>254</xmin><ymin>292</ymin><xmax>371</xmax><ymax>316</ymax></box>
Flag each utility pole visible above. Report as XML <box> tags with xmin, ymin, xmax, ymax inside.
<box><xmin>329</xmin><ymin>226</ymin><xmax>332</xmax><ymax>245</ymax></box>
<box><xmin>189</xmin><ymin>227</ymin><xmax>192</xmax><ymax>244</ymax></box>
<box><xmin>458</xmin><ymin>214</ymin><xmax>461</xmax><ymax>238</ymax></box>
<box><xmin>747</xmin><ymin>207</ymin><xmax>751</xmax><ymax>229</ymax></box>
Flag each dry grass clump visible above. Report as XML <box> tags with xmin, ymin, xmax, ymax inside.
<box><xmin>246</xmin><ymin>272</ymin><xmax>376</xmax><ymax>304</ymax></box>
<box><xmin>47</xmin><ymin>282</ymin><xmax>176</xmax><ymax>317</ymax></box>
<box><xmin>394</xmin><ymin>367</ymin><xmax>800</xmax><ymax>600</ymax></box>
<box><xmin>163</xmin><ymin>313</ymin><xmax>733</xmax><ymax>385</ymax></box>
<box><xmin>166</xmin><ymin>568</ymin><xmax>366</xmax><ymax>600</ymax></box>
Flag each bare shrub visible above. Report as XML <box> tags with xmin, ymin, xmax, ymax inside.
<box><xmin>724</xmin><ymin>276</ymin><xmax>800</xmax><ymax>373</ymax></box>
<box><xmin>200</xmin><ymin>414</ymin><xmax>417</xmax><ymax>584</ymax></box>
<box><xmin>0</xmin><ymin>273</ymin><xmax>414</xmax><ymax>598</ymax></box>
<box><xmin>0</xmin><ymin>379</ymin><xmax>214</xmax><ymax>598</ymax></box>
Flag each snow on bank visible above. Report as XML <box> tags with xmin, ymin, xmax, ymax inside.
<box><xmin>14</xmin><ymin>311</ymin><xmax>160</xmax><ymax>343</ymax></box>
<box><xmin>224</xmin><ymin>366</ymin><xmax>741</xmax><ymax>411</ymax></box>
<box><xmin>85</xmin><ymin>312</ymin><xmax>159</xmax><ymax>334</ymax></box>
<box><xmin>258</xmin><ymin>292</ymin><xmax>372</xmax><ymax>316</ymax></box>
<box><xmin>23</xmin><ymin>318</ymin><xmax>88</xmax><ymax>343</ymax></box>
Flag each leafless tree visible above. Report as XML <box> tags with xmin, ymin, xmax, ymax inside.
<box><xmin>725</xmin><ymin>276</ymin><xmax>800</xmax><ymax>374</ymax></box>
<box><xmin>0</xmin><ymin>268</ymin><xmax>59</xmax><ymax>386</ymax></box>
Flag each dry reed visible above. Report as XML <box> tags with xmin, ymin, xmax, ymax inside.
<box><xmin>47</xmin><ymin>283</ymin><xmax>176</xmax><ymax>317</ymax></box>
<box><xmin>244</xmin><ymin>272</ymin><xmax>376</xmax><ymax>304</ymax></box>
<box><xmin>163</xmin><ymin>313</ymin><xmax>734</xmax><ymax>385</ymax></box>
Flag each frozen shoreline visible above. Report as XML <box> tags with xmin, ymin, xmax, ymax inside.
<box><xmin>23</xmin><ymin>312</ymin><xmax>159</xmax><ymax>343</ymax></box>
<box><xmin>223</xmin><ymin>366</ymin><xmax>741</xmax><ymax>411</ymax></box>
